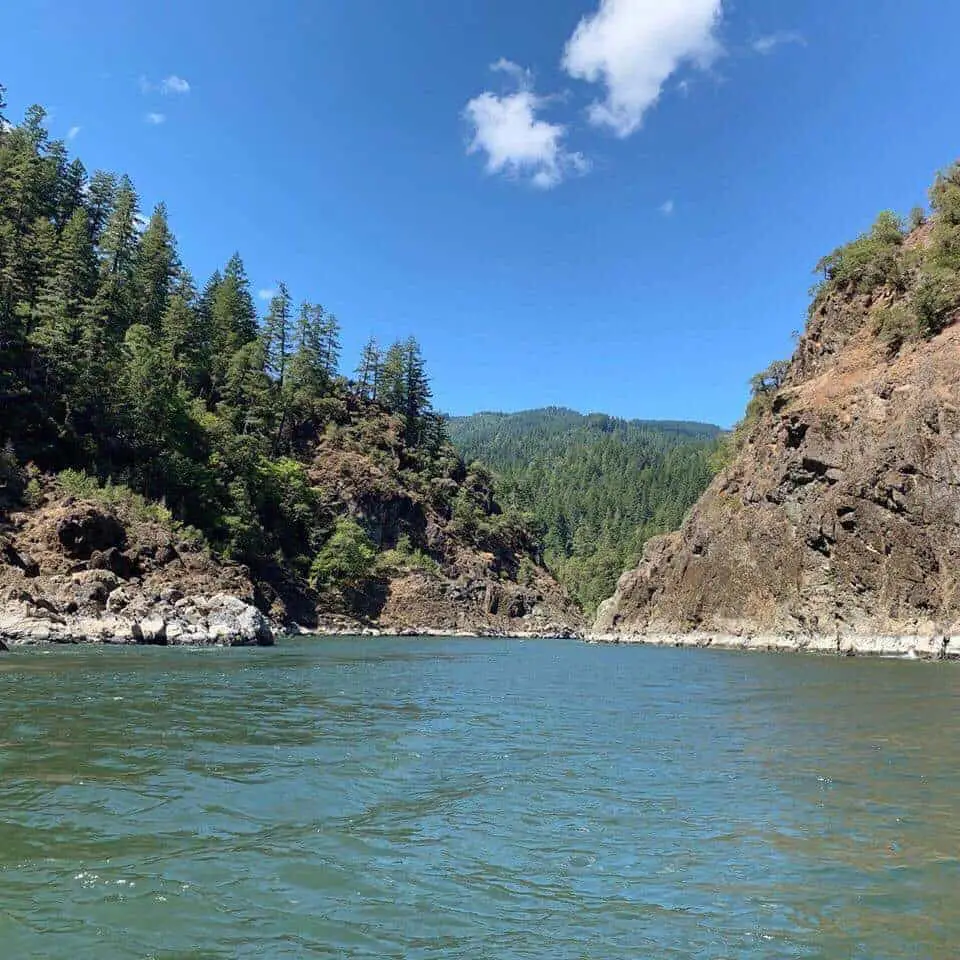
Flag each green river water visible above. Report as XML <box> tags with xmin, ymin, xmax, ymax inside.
<box><xmin>0</xmin><ymin>637</ymin><xmax>957</xmax><ymax>958</ymax></box>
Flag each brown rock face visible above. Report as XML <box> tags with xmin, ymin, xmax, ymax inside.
<box><xmin>594</xmin><ymin>287</ymin><xmax>960</xmax><ymax>641</ymax></box>
<box><xmin>56</xmin><ymin>507</ymin><xmax>126</xmax><ymax>559</ymax></box>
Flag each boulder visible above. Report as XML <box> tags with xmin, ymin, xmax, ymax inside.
<box><xmin>132</xmin><ymin>616</ymin><xmax>167</xmax><ymax>645</ymax></box>
<box><xmin>1</xmin><ymin>538</ymin><xmax>40</xmax><ymax>577</ymax></box>
<box><xmin>205</xmin><ymin>594</ymin><xmax>274</xmax><ymax>646</ymax></box>
<box><xmin>56</xmin><ymin>507</ymin><xmax>126</xmax><ymax>559</ymax></box>
<box><xmin>155</xmin><ymin>544</ymin><xmax>179</xmax><ymax>566</ymax></box>
<box><xmin>106</xmin><ymin>587</ymin><xmax>133</xmax><ymax>613</ymax></box>
<box><xmin>89</xmin><ymin>546</ymin><xmax>133</xmax><ymax>579</ymax></box>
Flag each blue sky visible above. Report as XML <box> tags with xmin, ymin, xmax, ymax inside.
<box><xmin>3</xmin><ymin>1</ymin><xmax>959</xmax><ymax>427</ymax></box>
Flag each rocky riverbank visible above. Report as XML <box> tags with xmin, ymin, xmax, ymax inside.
<box><xmin>0</xmin><ymin>587</ymin><xmax>274</xmax><ymax>647</ymax></box>
<box><xmin>0</xmin><ymin>484</ymin><xmax>583</xmax><ymax>647</ymax></box>
<box><xmin>0</xmin><ymin>494</ymin><xmax>276</xmax><ymax>647</ymax></box>
<box><xmin>588</xmin><ymin>631</ymin><xmax>957</xmax><ymax>659</ymax></box>
<box><xmin>594</xmin><ymin>203</ymin><xmax>960</xmax><ymax>645</ymax></box>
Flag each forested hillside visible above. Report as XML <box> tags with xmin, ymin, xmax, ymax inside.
<box><xmin>448</xmin><ymin>408</ymin><xmax>722</xmax><ymax>612</ymax></box>
<box><xmin>0</xmin><ymin>88</ymin><xmax>582</xmax><ymax>639</ymax></box>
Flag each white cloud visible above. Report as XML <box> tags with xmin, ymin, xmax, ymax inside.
<box><xmin>752</xmin><ymin>31</ymin><xmax>805</xmax><ymax>55</ymax></box>
<box><xmin>144</xmin><ymin>112</ymin><xmax>166</xmax><ymax>125</ymax></box>
<box><xmin>258</xmin><ymin>288</ymin><xmax>277</xmax><ymax>301</ymax></box>
<box><xmin>464</xmin><ymin>61</ymin><xmax>588</xmax><ymax>189</ymax></box>
<box><xmin>562</xmin><ymin>0</ymin><xmax>723</xmax><ymax>138</ymax></box>
<box><xmin>490</xmin><ymin>57</ymin><xmax>533</xmax><ymax>87</ymax></box>
<box><xmin>67</xmin><ymin>125</ymin><xmax>81</xmax><ymax>140</ymax></box>
<box><xmin>659</xmin><ymin>199</ymin><xmax>674</xmax><ymax>215</ymax></box>
<box><xmin>140</xmin><ymin>74</ymin><xmax>191</xmax><ymax>95</ymax></box>
<box><xmin>161</xmin><ymin>74</ymin><xmax>191</xmax><ymax>95</ymax></box>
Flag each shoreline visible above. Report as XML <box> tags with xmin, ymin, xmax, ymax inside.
<box><xmin>290</xmin><ymin>622</ymin><xmax>583</xmax><ymax>641</ymax></box>
<box><xmin>586</xmin><ymin>631</ymin><xmax>957</xmax><ymax>660</ymax></box>
<box><xmin>3</xmin><ymin>611</ymin><xmax>954</xmax><ymax>657</ymax></box>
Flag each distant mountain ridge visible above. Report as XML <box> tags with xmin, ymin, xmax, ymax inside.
<box><xmin>449</xmin><ymin>406</ymin><xmax>722</xmax><ymax>448</ymax></box>
<box><xmin>447</xmin><ymin>407</ymin><xmax>722</xmax><ymax>613</ymax></box>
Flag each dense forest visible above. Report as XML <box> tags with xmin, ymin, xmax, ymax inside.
<box><xmin>448</xmin><ymin>408</ymin><xmax>721</xmax><ymax>612</ymax></box>
<box><xmin>0</xmin><ymin>87</ymin><xmax>543</xmax><ymax>605</ymax></box>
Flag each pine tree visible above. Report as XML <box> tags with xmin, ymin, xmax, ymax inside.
<box><xmin>355</xmin><ymin>336</ymin><xmax>381</xmax><ymax>400</ymax></box>
<box><xmin>317</xmin><ymin>308</ymin><xmax>341</xmax><ymax>382</ymax></box>
<box><xmin>262</xmin><ymin>283</ymin><xmax>293</xmax><ymax>384</ymax></box>
<box><xmin>161</xmin><ymin>278</ymin><xmax>209</xmax><ymax>392</ymax></box>
<box><xmin>55</xmin><ymin>158</ymin><xmax>86</xmax><ymax>230</ymax></box>
<box><xmin>289</xmin><ymin>302</ymin><xmax>328</xmax><ymax>395</ymax></box>
<box><xmin>209</xmin><ymin>254</ymin><xmax>257</xmax><ymax>390</ymax></box>
<box><xmin>93</xmin><ymin>174</ymin><xmax>140</xmax><ymax>344</ymax></box>
<box><xmin>30</xmin><ymin>207</ymin><xmax>97</xmax><ymax>374</ymax></box>
<box><xmin>216</xmin><ymin>253</ymin><xmax>257</xmax><ymax>345</ymax></box>
<box><xmin>401</xmin><ymin>336</ymin><xmax>432</xmax><ymax>447</ymax></box>
<box><xmin>379</xmin><ymin>340</ymin><xmax>407</xmax><ymax>414</ymax></box>
<box><xmin>85</xmin><ymin>171</ymin><xmax>118</xmax><ymax>242</ymax></box>
<box><xmin>134</xmin><ymin>202</ymin><xmax>179</xmax><ymax>332</ymax></box>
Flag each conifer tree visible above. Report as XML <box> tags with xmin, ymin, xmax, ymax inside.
<box><xmin>262</xmin><ymin>283</ymin><xmax>293</xmax><ymax>384</ymax></box>
<box><xmin>401</xmin><ymin>336</ymin><xmax>432</xmax><ymax>447</ymax></box>
<box><xmin>134</xmin><ymin>202</ymin><xmax>179</xmax><ymax>332</ymax></box>
<box><xmin>355</xmin><ymin>336</ymin><xmax>381</xmax><ymax>400</ymax></box>
<box><xmin>208</xmin><ymin>254</ymin><xmax>257</xmax><ymax>390</ymax></box>
<box><xmin>56</xmin><ymin>158</ymin><xmax>86</xmax><ymax>230</ymax></box>
<box><xmin>379</xmin><ymin>340</ymin><xmax>407</xmax><ymax>414</ymax></box>
<box><xmin>30</xmin><ymin>207</ymin><xmax>97</xmax><ymax>401</ymax></box>
<box><xmin>86</xmin><ymin>171</ymin><xmax>118</xmax><ymax>242</ymax></box>
<box><xmin>99</xmin><ymin>175</ymin><xmax>139</xmax><ymax>280</ymax></box>
<box><xmin>288</xmin><ymin>302</ymin><xmax>338</xmax><ymax>395</ymax></box>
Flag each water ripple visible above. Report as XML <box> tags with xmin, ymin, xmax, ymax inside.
<box><xmin>1</xmin><ymin>638</ymin><xmax>958</xmax><ymax>958</ymax></box>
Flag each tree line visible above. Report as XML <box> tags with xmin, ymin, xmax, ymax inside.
<box><xmin>0</xmin><ymin>88</ymin><xmax>443</xmax><ymax>565</ymax></box>
<box><xmin>448</xmin><ymin>408</ymin><xmax>721</xmax><ymax>612</ymax></box>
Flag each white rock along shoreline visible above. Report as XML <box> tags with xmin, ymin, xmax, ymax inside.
<box><xmin>586</xmin><ymin>631</ymin><xmax>958</xmax><ymax>659</ymax></box>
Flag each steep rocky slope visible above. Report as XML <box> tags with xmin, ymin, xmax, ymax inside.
<box><xmin>595</xmin><ymin>184</ymin><xmax>960</xmax><ymax>656</ymax></box>
<box><xmin>0</xmin><ymin>402</ymin><xmax>583</xmax><ymax>646</ymax></box>
<box><xmin>0</xmin><ymin>492</ymin><xmax>273</xmax><ymax>645</ymax></box>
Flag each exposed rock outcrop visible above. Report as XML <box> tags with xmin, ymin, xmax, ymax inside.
<box><xmin>594</xmin><ymin>230</ymin><xmax>960</xmax><ymax>653</ymax></box>
<box><xmin>0</xmin><ymin>445</ymin><xmax>583</xmax><ymax>644</ymax></box>
<box><xmin>0</xmin><ymin>500</ymin><xmax>274</xmax><ymax>647</ymax></box>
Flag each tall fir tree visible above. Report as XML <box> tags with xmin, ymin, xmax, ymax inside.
<box><xmin>208</xmin><ymin>254</ymin><xmax>257</xmax><ymax>391</ymax></box>
<box><xmin>355</xmin><ymin>336</ymin><xmax>381</xmax><ymax>400</ymax></box>
<box><xmin>134</xmin><ymin>202</ymin><xmax>179</xmax><ymax>332</ymax></box>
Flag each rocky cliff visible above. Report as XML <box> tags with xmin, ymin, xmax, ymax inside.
<box><xmin>595</xmin><ymin>177</ymin><xmax>960</xmax><ymax>655</ymax></box>
<box><xmin>0</xmin><ymin>401</ymin><xmax>583</xmax><ymax>646</ymax></box>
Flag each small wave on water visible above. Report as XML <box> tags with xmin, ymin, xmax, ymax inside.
<box><xmin>1</xmin><ymin>637</ymin><xmax>959</xmax><ymax>958</ymax></box>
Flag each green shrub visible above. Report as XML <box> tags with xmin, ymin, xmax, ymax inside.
<box><xmin>517</xmin><ymin>555</ymin><xmax>538</xmax><ymax>586</ymax></box>
<box><xmin>375</xmin><ymin>534</ymin><xmax>441</xmax><ymax>577</ymax></box>
<box><xmin>814</xmin><ymin>211</ymin><xmax>907</xmax><ymax>298</ymax></box>
<box><xmin>23</xmin><ymin>477</ymin><xmax>44</xmax><ymax>508</ymax></box>
<box><xmin>872</xmin><ymin>304</ymin><xmax>920</xmax><ymax>353</ymax></box>
<box><xmin>911</xmin><ymin>268</ymin><xmax>960</xmax><ymax>337</ymax></box>
<box><xmin>0</xmin><ymin>441</ymin><xmax>24</xmax><ymax>502</ymax></box>
<box><xmin>54</xmin><ymin>468</ymin><xmax>101</xmax><ymax>499</ymax></box>
<box><xmin>310</xmin><ymin>516</ymin><xmax>376</xmax><ymax>590</ymax></box>
<box><xmin>53</xmin><ymin>469</ymin><xmax>200</xmax><ymax>538</ymax></box>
